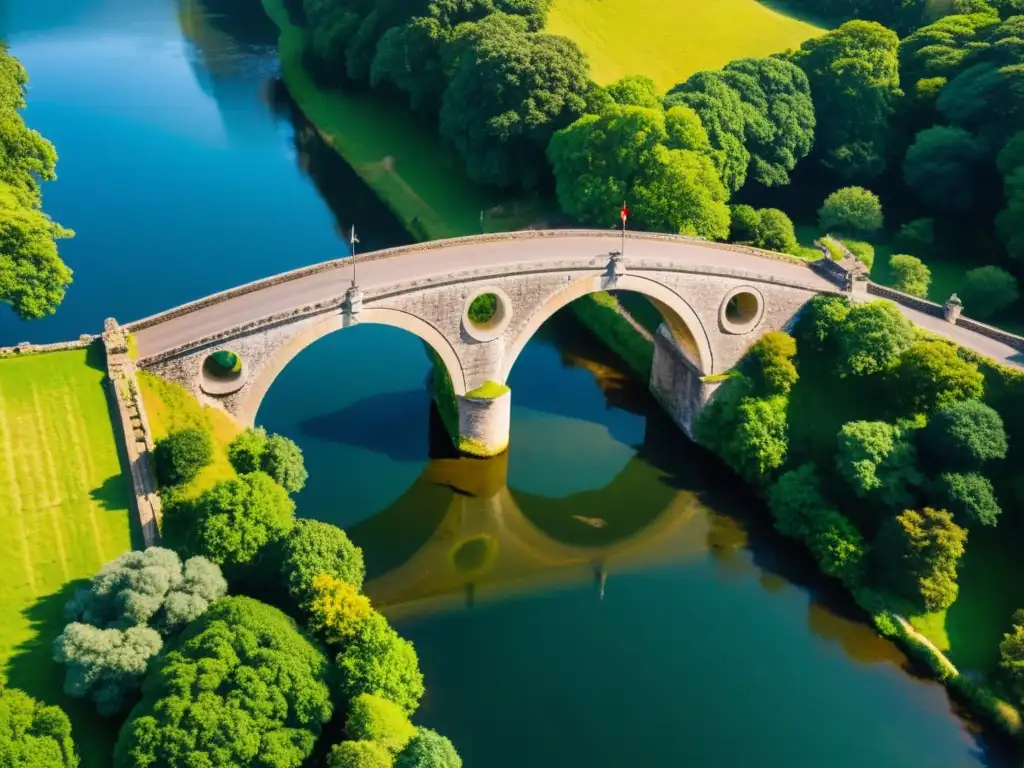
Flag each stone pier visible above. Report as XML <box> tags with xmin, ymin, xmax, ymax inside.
<box><xmin>649</xmin><ymin>325</ymin><xmax>721</xmax><ymax>439</ymax></box>
<box><xmin>456</xmin><ymin>387</ymin><xmax>511</xmax><ymax>457</ymax></box>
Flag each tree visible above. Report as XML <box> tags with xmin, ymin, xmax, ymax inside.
<box><xmin>818</xmin><ymin>187</ymin><xmax>883</xmax><ymax>237</ymax></box>
<box><xmin>1000</xmin><ymin>612</ymin><xmax>1024</xmax><ymax>704</ymax></box>
<box><xmin>877</xmin><ymin>507</ymin><xmax>966</xmax><ymax>612</ymax></box>
<box><xmin>836</xmin><ymin>421</ymin><xmax>922</xmax><ymax>509</ymax></box>
<box><xmin>899</xmin><ymin>13</ymin><xmax>1000</xmax><ymax>94</ymax></box>
<box><xmin>262</xmin><ymin>434</ymin><xmax>309</xmax><ymax>493</ymax></box>
<box><xmin>938</xmin><ymin>61</ymin><xmax>1024</xmax><ymax>147</ymax></box>
<box><xmin>756</xmin><ymin>208</ymin><xmax>798</xmax><ymax>254</ymax></box>
<box><xmin>338</xmin><ymin>611</ymin><xmax>425</xmax><ymax>714</ymax></box>
<box><xmin>227</xmin><ymin>427</ymin><xmax>267</xmax><ymax>474</ymax></box>
<box><xmin>52</xmin><ymin>624</ymin><xmax>162</xmax><ymax>716</ymax></box>
<box><xmin>729</xmin><ymin>204</ymin><xmax>762</xmax><ymax>243</ymax></box>
<box><xmin>346</xmin><ymin>695</ymin><xmax>416</xmax><ymax>754</ymax></box>
<box><xmin>328</xmin><ymin>741</ymin><xmax>393</xmax><ymax>768</ymax></box>
<box><xmin>894</xmin><ymin>340</ymin><xmax>984</xmax><ymax>412</ymax></box>
<box><xmin>895</xmin><ymin>219</ymin><xmax>936</xmax><ymax>258</ymax></box>
<box><xmin>808</xmin><ymin>512</ymin><xmax>868</xmax><ymax>588</ymax></box>
<box><xmin>746</xmin><ymin>331</ymin><xmax>798</xmax><ymax>396</ymax></box>
<box><xmin>0</xmin><ymin>685</ymin><xmax>78</xmax><ymax>767</ymax></box>
<box><xmin>793</xmin><ymin>294</ymin><xmax>850</xmax><ymax>353</ymax></box>
<box><xmin>767</xmin><ymin>463</ymin><xmax>831</xmax><ymax>540</ymax></box>
<box><xmin>64</xmin><ymin>547</ymin><xmax>226</xmax><ymax>635</ymax></box>
<box><xmin>837</xmin><ymin>301</ymin><xmax>915</xmax><ymax>376</ymax></box>
<box><xmin>726</xmin><ymin>395</ymin><xmax>789</xmax><ymax>485</ymax></box>
<box><xmin>605</xmin><ymin>74</ymin><xmax>661</xmax><ymax>108</ymax></box>
<box><xmin>960</xmin><ymin>265</ymin><xmax>1019</xmax><ymax>318</ymax></box>
<box><xmin>153</xmin><ymin>428</ymin><xmax>212</xmax><ymax>487</ymax></box>
<box><xmin>395</xmin><ymin>729</ymin><xmax>463</xmax><ymax>768</ymax></box>
<box><xmin>922</xmin><ymin>399</ymin><xmax>1008</xmax><ymax>468</ymax></box>
<box><xmin>114</xmin><ymin>597</ymin><xmax>333</xmax><ymax>768</ymax></box>
<box><xmin>439</xmin><ymin>14</ymin><xmax>591</xmax><ymax>187</ymax></box>
<box><xmin>790</xmin><ymin>21</ymin><xmax>901</xmax><ymax>179</ymax></box>
<box><xmin>547</xmin><ymin>105</ymin><xmax>729</xmax><ymax>239</ymax></box>
<box><xmin>997</xmin><ymin>132</ymin><xmax>1024</xmax><ymax>260</ymax></box>
<box><xmin>163</xmin><ymin>472</ymin><xmax>295</xmax><ymax>576</ymax></box>
<box><xmin>903</xmin><ymin>126</ymin><xmax>986</xmax><ymax>212</ymax></box>
<box><xmin>936</xmin><ymin>472</ymin><xmax>1002</xmax><ymax>526</ymax></box>
<box><xmin>281</xmin><ymin>519</ymin><xmax>366</xmax><ymax>605</ymax></box>
<box><xmin>307</xmin><ymin>573</ymin><xmax>373</xmax><ymax>646</ymax></box>
<box><xmin>888</xmin><ymin>254</ymin><xmax>932</xmax><ymax>297</ymax></box>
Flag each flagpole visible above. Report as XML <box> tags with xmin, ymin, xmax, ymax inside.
<box><xmin>349</xmin><ymin>225</ymin><xmax>358</xmax><ymax>287</ymax></box>
<box><xmin>621</xmin><ymin>200</ymin><xmax>626</xmax><ymax>258</ymax></box>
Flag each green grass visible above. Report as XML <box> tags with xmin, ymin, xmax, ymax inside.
<box><xmin>547</xmin><ymin>0</ymin><xmax>825</xmax><ymax>90</ymax></box>
<box><xmin>262</xmin><ymin>0</ymin><xmax>552</xmax><ymax>241</ymax></box>
<box><xmin>137</xmin><ymin>372</ymin><xmax>240</xmax><ymax>500</ymax></box>
<box><xmin>466</xmin><ymin>380</ymin><xmax>511</xmax><ymax>399</ymax></box>
<box><xmin>0</xmin><ymin>348</ymin><xmax>134</xmax><ymax>766</ymax></box>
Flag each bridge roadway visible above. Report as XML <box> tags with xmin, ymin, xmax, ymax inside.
<box><xmin>130</xmin><ymin>231</ymin><xmax>1022</xmax><ymax>370</ymax></box>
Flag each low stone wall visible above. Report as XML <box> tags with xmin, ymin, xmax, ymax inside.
<box><xmin>956</xmin><ymin>316</ymin><xmax>1024</xmax><ymax>352</ymax></box>
<box><xmin>866</xmin><ymin>283</ymin><xmax>945</xmax><ymax>318</ymax></box>
<box><xmin>103</xmin><ymin>320</ymin><xmax>161</xmax><ymax>547</ymax></box>
<box><xmin>0</xmin><ymin>335</ymin><xmax>97</xmax><ymax>357</ymax></box>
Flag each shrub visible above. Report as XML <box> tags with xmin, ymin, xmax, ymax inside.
<box><xmin>395</xmin><ymin>729</ymin><xmax>463</xmax><ymax>768</ymax></box>
<box><xmin>840</xmin><ymin>239</ymin><xmax>875</xmax><ymax>270</ymax></box>
<box><xmin>793</xmin><ymin>295</ymin><xmax>850</xmax><ymax>352</ymax></box>
<box><xmin>888</xmin><ymin>254</ymin><xmax>932</xmax><ymax>297</ymax></box>
<box><xmin>0</xmin><ymin>685</ymin><xmax>79</xmax><ymax>767</ymax></box>
<box><xmin>961</xmin><ymin>265</ymin><xmax>1019</xmax><ymax>318</ymax></box>
<box><xmin>757</xmin><ymin>208</ymin><xmax>799</xmax><ymax>254</ymax></box>
<box><xmin>329</xmin><ymin>741</ymin><xmax>394</xmax><ymax>768</ymax></box>
<box><xmin>746</xmin><ymin>331</ymin><xmax>798</xmax><ymax>395</ymax></box>
<box><xmin>153</xmin><ymin>428</ymin><xmax>212</xmax><ymax>487</ymax></box>
<box><xmin>837</xmin><ymin>301</ymin><xmax>915</xmax><ymax>376</ymax></box>
<box><xmin>337</xmin><ymin>612</ymin><xmax>425</xmax><ymax>715</ymax></box>
<box><xmin>307</xmin><ymin>573</ymin><xmax>373</xmax><ymax>646</ymax></box>
<box><xmin>819</xmin><ymin>187</ymin><xmax>883</xmax><ymax>237</ymax></box>
<box><xmin>281</xmin><ymin>519</ymin><xmax>366</xmax><ymax>606</ymax></box>
<box><xmin>1001</xmin><ymin>618</ymin><xmax>1024</xmax><ymax>705</ymax></box>
<box><xmin>936</xmin><ymin>472</ymin><xmax>1002</xmax><ymax>527</ymax></box>
<box><xmin>767</xmin><ymin>464</ymin><xmax>828</xmax><ymax>540</ymax></box>
<box><xmin>228</xmin><ymin>429</ymin><xmax>308</xmax><ymax>493</ymax></box>
<box><xmin>346</xmin><ymin>695</ymin><xmax>416</xmax><ymax>754</ymax></box>
<box><xmin>729</xmin><ymin>204</ymin><xmax>761</xmax><ymax>243</ymax></box>
<box><xmin>726</xmin><ymin>395</ymin><xmax>789</xmax><ymax>486</ymax></box>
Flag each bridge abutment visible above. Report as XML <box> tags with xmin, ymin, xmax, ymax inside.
<box><xmin>456</xmin><ymin>386</ymin><xmax>511</xmax><ymax>458</ymax></box>
<box><xmin>649</xmin><ymin>325</ymin><xmax>721</xmax><ymax>439</ymax></box>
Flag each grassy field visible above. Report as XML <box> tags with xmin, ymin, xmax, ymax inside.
<box><xmin>138</xmin><ymin>371</ymin><xmax>240</xmax><ymax>499</ymax></box>
<box><xmin>0</xmin><ymin>348</ymin><xmax>135</xmax><ymax>765</ymax></box>
<box><xmin>262</xmin><ymin>0</ymin><xmax>552</xmax><ymax>241</ymax></box>
<box><xmin>547</xmin><ymin>0</ymin><xmax>825</xmax><ymax>90</ymax></box>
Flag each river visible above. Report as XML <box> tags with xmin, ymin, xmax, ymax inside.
<box><xmin>0</xmin><ymin>1</ymin><xmax>1011</xmax><ymax>766</ymax></box>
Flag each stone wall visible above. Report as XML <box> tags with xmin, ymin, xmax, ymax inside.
<box><xmin>0</xmin><ymin>335</ymin><xmax>97</xmax><ymax>357</ymax></box>
<box><xmin>866</xmin><ymin>283</ymin><xmax>944</xmax><ymax>317</ymax></box>
<box><xmin>649</xmin><ymin>326</ymin><xmax>719</xmax><ymax>438</ymax></box>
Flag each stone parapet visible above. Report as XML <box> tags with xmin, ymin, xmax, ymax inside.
<box><xmin>0</xmin><ymin>335</ymin><xmax>97</xmax><ymax>357</ymax></box>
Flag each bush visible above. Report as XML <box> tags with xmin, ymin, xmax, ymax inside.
<box><xmin>895</xmin><ymin>218</ymin><xmax>935</xmax><ymax>257</ymax></box>
<box><xmin>961</xmin><ymin>265</ymin><xmax>1019</xmax><ymax>318</ymax></box>
<box><xmin>228</xmin><ymin>429</ymin><xmax>308</xmax><ymax>493</ymax></box>
<box><xmin>729</xmin><ymin>204</ymin><xmax>761</xmax><ymax>243</ymax></box>
<box><xmin>819</xmin><ymin>187</ymin><xmax>883</xmax><ymax>237</ymax></box>
<box><xmin>746</xmin><ymin>331</ymin><xmax>798</xmax><ymax>395</ymax></box>
<box><xmin>840</xmin><ymin>239</ymin><xmax>875</xmax><ymax>270</ymax></box>
<box><xmin>346</xmin><ymin>695</ymin><xmax>416</xmax><ymax>754</ymax></box>
<box><xmin>281</xmin><ymin>519</ymin><xmax>366</xmax><ymax>606</ymax></box>
<box><xmin>338</xmin><ymin>612</ymin><xmax>425</xmax><ymax>715</ymax></box>
<box><xmin>757</xmin><ymin>208</ymin><xmax>799</xmax><ymax>254</ymax></box>
<box><xmin>395</xmin><ymin>729</ymin><xmax>463</xmax><ymax>768</ymax></box>
<box><xmin>307</xmin><ymin>573</ymin><xmax>373</xmax><ymax>646</ymax></box>
<box><xmin>793</xmin><ymin>295</ymin><xmax>850</xmax><ymax>352</ymax></box>
<box><xmin>0</xmin><ymin>685</ymin><xmax>79</xmax><ymax>767</ymax></box>
<box><xmin>837</xmin><ymin>301</ymin><xmax>915</xmax><ymax>376</ymax></box>
<box><xmin>153</xmin><ymin>427</ymin><xmax>212</xmax><ymax>487</ymax></box>
<box><xmin>936</xmin><ymin>472</ymin><xmax>1002</xmax><ymax>527</ymax></box>
<box><xmin>888</xmin><ymin>254</ymin><xmax>932</xmax><ymax>297</ymax></box>
<box><xmin>329</xmin><ymin>741</ymin><xmax>393</xmax><ymax>768</ymax></box>
<box><xmin>767</xmin><ymin>464</ymin><xmax>828</xmax><ymax>540</ymax></box>
<box><xmin>727</xmin><ymin>395</ymin><xmax>789</xmax><ymax>486</ymax></box>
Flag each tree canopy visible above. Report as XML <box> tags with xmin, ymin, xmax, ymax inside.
<box><xmin>903</xmin><ymin>125</ymin><xmax>986</xmax><ymax>212</ymax></box>
<box><xmin>836</xmin><ymin>420</ymin><xmax>922</xmax><ymax>508</ymax></box>
<box><xmin>346</xmin><ymin>694</ymin><xmax>416</xmax><ymax>754</ymax></box>
<box><xmin>960</xmin><ymin>265</ymin><xmax>1019</xmax><ymax>317</ymax></box>
<box><xmin>337</xmin><ymin>611</ymin><xmax>425</xmax><ymax>714</ymax></box>
<box><xmin>153</xmin><ymin>428</ymin><xmax>213</xmax><ymax>488</ymax></box>
<box><xmin>281</xmin><ymin>518</ymin><xmax>366</xmax><ymax>606</ymax></box>
<box><xmin>114</xmin><ymin>597</ymin><xmax>333</xmax><ymax>768</ymax></box>
<box><xmin>0</xmin><ymin>685</ymin><xmax>78</xmax><ymax>768</ymax></box>
<box><xmin>395</xmin><ymin>729</ymin><xmax>463</xmax><ymax>768</ymax></box>
<box><xmin>894</xmin><ymin>339</ymin><xmax>985</xmax><ymax>412</ymax></box>
<box><xmin>922</xmin><ymin>398</ymin><xmax>1009</xmax><ymax>468</ymax></box>
<box><xmin>888</xmin><ymin>254</ymin><xmax>932</xmax><ymax>297</ymax></box>
<box><xmin>836</xmin><ymin>301</ymin><xmax>915</xmax><ymax>376</ymax></box>
<box><xmin>228</xmin><ymin>428</ymin><xmax>308</xmax><ymax>493</ymax></box>
<box><xmin>877</xmin><ymin>507</ymin><xmax>967</xmax><ymax>612</ymax></box>
<box><xmin>818</xmin><ymin>186</ymin><xmax>884</xmax><ymax>237</ymax></box>
<box><xmin>307</xmin><ymin>573</ymin><xmax>373</xmax><ymax>646</ymax></box>
<box><xmin>936</xmin><ymin>471</ymin><xmax>1003</xmax><ymax>526</ymax></box>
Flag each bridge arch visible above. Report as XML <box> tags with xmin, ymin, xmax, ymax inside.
<box><xmin>497</xmin><ymin>274</ymin><xmax>713</xmax><ymax>382</ymax></box>
<box><xmin>238</xmin><ymin>307</ymin><xmax>468</xmax><ymax>425</ymax></box>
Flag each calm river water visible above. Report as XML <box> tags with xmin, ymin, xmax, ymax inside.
<box><xmin>0</xmin><ymin>1</ymin><xmax>1011</xmax><ymax>765</ymax></box>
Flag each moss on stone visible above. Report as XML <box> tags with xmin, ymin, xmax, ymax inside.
<box><xmin>466</xmin><ymin>380</ymin><xmax>510</xmax><ymax>399</ymax></box>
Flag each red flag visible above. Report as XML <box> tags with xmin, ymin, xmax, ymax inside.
<box><xmin>620</xmin><ymin>201</ymin><xmax>628</xmax><ymax>225</ymax></box>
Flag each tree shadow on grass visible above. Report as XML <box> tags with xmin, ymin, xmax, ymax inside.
<box><xmin>6</xmin><ymin>580</ymin><xmax>124</xmax><ymax>768</ymax></box>
<box><xmin>84</xmin><ymin>340</ymin><xmax>106</xmax><ymax>372</ymax></box>
<box><xmin>89</xmin><ymin>473</ymin><xmax>132</xmax><ymax>512</ymax></box>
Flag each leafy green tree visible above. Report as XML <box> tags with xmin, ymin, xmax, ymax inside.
<box><xmin>347</xmin><ymin>695</ymin><xmax>416</xmax><ymax>754</ymax></box>
<box><xmin>877</xmin><ymin>507</ymin><xmax>966</xmax><ymax>612</ymax></box>
<box><xmin>756</xmin><ymin>208</ymin><xmax>798</xmax><ymax>254</ymax></box>
<box><xmin>888</xmin><ymin>254</ymin><xmax>932</xmax><ymax>297</ymax></box>
<box><xmin>605</xmin><ymin>74</ymin><xmax>661</xmax><ymax>108</ymax></box>
<box><xmin>894</xmin><ymin>340</ymin><xmax>984</xmax><ymax>412</ymax></box>
<box><xmin>996</xmin><ymin>132</ymin><xmax>1024</xmax><ymax>260</ymax></box>
<box><xmin>227</xmin><ymin>427</ymin><xmax>267</xmax><ymax>474</ymax></box>
<box><xmin>693</xmin><ymin>374</ymin><xmax>754</xmax><ymax>460</ymax></box>
<box><xmin>52</xmin><ymin>624</ymin><xmax>162</xmax><ymax>716</ymax></box>
<box><xmin>439</xmin><ymin>13</ymin><xmax>590</xmax><ymax>187</ymax></box>
<box><xmin>395</xmin><ymin>729</ymin><xmax>463</xmax><ymax>768</ymax></box>
<box><xmin>114</xmin><ymin>597</ymin><xmax>333</xmax><ymax>768</ymax></box>
<box><xmin>729</xmin><ymin>204</ymin><xmax>762</xmax><ymax>243</ymax></box>
<box><xmin>818</xmin><ymin>187</ymin><xmax>884</xmax><ymax>237</ymax></box>
<box><xmin>790</xmin><ymin>21</ymin><xmax>902</xmax><ymax>179</ymax></box>
<box><xmin>936</xmin><ymin>471</ymin><xmax>1002</xmax><ymax>526</ymax></box>
<box><xmin>153</xmin><ymin>428</ymin><xmax>212</xmax><ymax>488</ymax></box>
<box><xmin>808</xmin><ymin>512</ymin><xmax>868</xmax><ymax>588</ymax></box>
<box><xmin>547</xmin><ymin>105</ymin><xmax>729</xmax><ymax>239</ymax></box>
<box><xmin>262</xmin><ymin>434</ymin><xmax>309</xmax><ymax>493</ymax></box>
<box><xmin>837</xmin><ymin>301</ymin><xmax>915</xmax><ymax>376</ymax></box>
<box><xmin>338</xmin><ymin>611</ymin><xmax>425</xmax><ymax>714</ymax></box>
<box><xmin>903</xmin><ymin>126</ymin><xmax>985</xmax><ymax>212</ymax></box>
<box><xmin>64</xmin><ymin>547</ymin><xmax>226</xmax><ymax>634</ymax></box>
<box><xmin>163</xmin><ymin>472</ymin><xmax>295</xmax><ymax>577</ymax></box>
<box><xmin>0</xmin><ymin>685</ymin><xmax>78</xmax><ymax>767</ymax></box>
<box><xmin>922</xmin><ymin>398</ymin><xmax>1008</xmax><ymax>468</ymax></box>
<box><xmin>328</xmin><ymin>741</ymin><xmax>393</xmax><ymax>768</ymax></box>
<box><xmin>836</xmin><ymin>420</ymin><xmax>922</xmax><ymax>508</ymax></box>
<box><xmin>793</xmin><ymin>294</ymin><xmax>850</xmax><ymax>353</ymax></box>
<box><xmin>767</xmin><ymin>463</ymin><xmax>830</xmax><ymax>540</ymax></box>
<box><xmin>281</xmin><ymin>519</ymin><xmax>366</xmax><ymax>606</ymax></box>
<box><xmin>746</xmin><ymin>331</ymin><xmax>798</xmax><ymax>396</ymax></box>
<box><xmin>307</xmin><ymin>573</ymin><xmax>373</xmax><ymax>646</ymax></box>
<box><xmin>938</xmin><ymin>61</ymin><xmax>1024</xmax><ymax>147</ymax></box>
<box><xmin>960</xmin><ymin>265</ymin><xmax>1019</xmax><ymax>318</ymax></box>
<box><xmin>726</xmin><ymin>395</ymin><xmax>789</xmax><ymax>486</ymax></box>
<box><xmin>1000</xmin><ymin>611</ymin><xmax>1024</xmax><ymax>704</ymax></box>
<box><xmin>899</xmin><ymin>13</ymin><xmax>1001</xmax><ymax>96</ymax></box>
<box><xmin>895</xmin><ymin>218</ymin><xmax>936</xmax><ymax>258</ymax></box>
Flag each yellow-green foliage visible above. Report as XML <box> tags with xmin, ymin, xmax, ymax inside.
<box><xmin>137</xmin><ymin>372</ymin><xmax>240</xmax><ymax>499</ymax></box>
<box><xmin>0</xmin><ymin>349</ymin><xmax>133</xmax><ymax>763</ymax></box>
<box><xmin>126</xmin><ymin>333</ymin><xmax>139</xmax><ymax>361</ymax></box>
<box><xmin>547</xmin><ymin>0</ymin><xmax>824</xmax><ymax>90</ymax></box>
<box><xmin>466</xmin><ymin>380</ymin><xmax>510</xmax><ymax>399</ymax></box>
<box><xmin>307</xmin><ymin>573</ymin><xmax>373</xmax><ymax>646</ymax></box>
<box><xmin>570</xmin><ymin>292</ymin><xmax>654</xmax><ymax>379</ymax></box>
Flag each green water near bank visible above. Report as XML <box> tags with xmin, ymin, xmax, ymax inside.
<box><xmin>0</xmin><ymin>0</ymin><xmax>1015</xmax><ymax>764</ymax></box>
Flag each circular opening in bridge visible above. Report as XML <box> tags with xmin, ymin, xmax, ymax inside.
<box><xmin>462</xmin><ymin>287</ymin><xmax>513</xmax><ymax>343</ymax></box>
<box><xmin>200</xmin><ymin>350</ymin><xmax>248</xmax><ymax>396</ymax></box>
<box><xmin>720</xmin><ymin>287</ymin><xmax>764</xmax><ymax>335</ymax></box>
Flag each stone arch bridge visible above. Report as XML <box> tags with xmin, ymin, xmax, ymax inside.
<box><xmin>127</xmin><ymin>230</ymin><xmax>1009</xmax><ymax>456</ymax></box>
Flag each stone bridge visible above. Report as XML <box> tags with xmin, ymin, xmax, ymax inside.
<box><xmin>127</xmin><ymin>229</ymin><xmax>1020</xmax><ymax>456</ymax></box>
